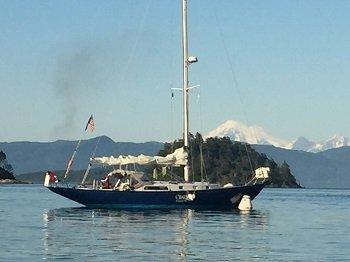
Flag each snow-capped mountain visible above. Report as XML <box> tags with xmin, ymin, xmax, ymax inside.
<box><xmin>205</xmin><ymin>120</ymin><xmax>290</xmax><ymax>148</ymax></box>
<box><xmin>290</xmin><ymin>136</ymin><xmax>316</xmax><ymax>151</ymax></box>
<box><xmin>206</xmin><ymin>120</ymin><xmax>349</xmax><ymax>152</ymax></box>
<box><xmin>315</xmin><ymin>135</ymin><xmax>349</xmax><ymax>152</ymax></box>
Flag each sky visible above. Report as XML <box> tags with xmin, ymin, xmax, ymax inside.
<box><xmin>1</xmin><ymin>0</ymin><xmax>350</xmax><ymax>143</ymax></box>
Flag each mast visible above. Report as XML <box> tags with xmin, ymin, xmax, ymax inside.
<box><xmin>182</xmin><ymin>0</ymin><xmax>190</xmax><ymax>182</ymax></box>
<box><xmin>181</xmin><ymin>0</ymin><xmax>197</xmax><ymax>182</ymax></box>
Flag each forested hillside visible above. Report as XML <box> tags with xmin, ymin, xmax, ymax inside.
<box><xmin>0</xmin><ymin>151</ymin><xmax>16</xmax><ymax>181</ymax></box>
<box><xmin>158</xmin><ymin>134</ymin><xmax>301</xmax><ymax>188</ymax></box>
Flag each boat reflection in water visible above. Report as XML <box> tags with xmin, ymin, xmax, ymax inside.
<box><xmin>42</xmin><ymin>208</ymin><xmax>269</xmax><ymax>260</ymax></box>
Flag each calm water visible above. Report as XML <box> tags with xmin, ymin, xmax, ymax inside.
<box><xmin>0</xmin><ymin>185</ymin><xmax>349</xmax><ymax>261</ymax></box>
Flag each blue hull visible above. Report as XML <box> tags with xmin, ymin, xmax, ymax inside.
<box><xmin>48</xmin><ymin>183</ymin><xmax>266</xmax><ymax>210</ymax></box>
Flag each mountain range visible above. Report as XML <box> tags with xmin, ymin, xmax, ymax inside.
<box><xmin>204</xmin><ymin>120</ymin><xmax>350</xmax><ymax>188</ymax></box>
<box><xmin>252</xmin><ymin>144</ymin><xmax>350</xmax><ymax>188</ymax></box>
<box><xmin>0</xmin><ymin>136</ymin><xmax>163</xmax><ymax>175</ymax></box>
<box><xmin>206</xmin><ymin>120</ymin><xmax>349</xmax><ymax>153</ymax></box>
<box><xmin>2</xmin><ymin>122</ymin><xmax>350</xmax><ymax>188</ymax></box>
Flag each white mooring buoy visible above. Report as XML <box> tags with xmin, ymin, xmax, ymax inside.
<box><xmin>238</xmin><ymin>195</ymin><xmax>252</xmax><ymax>211</ymax></box>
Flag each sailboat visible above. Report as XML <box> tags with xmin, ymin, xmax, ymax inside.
<box><xmin>45</xmin><ymin>0</ymin><xmax>269</xmax><ymax>210</ymax></box>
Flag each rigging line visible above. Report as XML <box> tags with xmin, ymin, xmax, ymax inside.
<box><xmin>119</xmin><ymin>0</ymin><xmax>152</xmax><ymax>86</ymax></box>
<box><xmin>190</xmin><ymin>139</ymin><xmax>195</xmax><ymax>182</ymax></box>
<box><xmin>170</xmin><ymin>89</ymin><xmax>175</xmax><ymax>147</ymax></box>
<box><xmin>198</xmin><ymin>135</ymin><xmax>204</xmax><ymax>182</ymax></box>
<box><xmin>204</xmin><ymin>157</ymin><xmax>208</xmax><ymax>182</ymax></box>
<box><xmin>81</xmin><ymin>136</ymin><xmax>101</xmax><ymax>185</ymax></box>
<box><xmin>197</xmin><ymin>90</ymin><xmax>205</xmax><ymax>181</ymax></box>
<box><xmin>203</xmin><ymin>148</ymin><xmax>209</xmax><ymax>182</ymax></box>
<box><xmin>168</xmin><ymin>2</ymin><xmax>178</xmax><ymax>144</ymax></box>
<box><xmin>195</xmin><ymin>88</ymin><xmax>208</xmax><ymax>182</ymax></box>
<box><xmin>198</xmin><ymin>90</ymin><xmax>203</xmax><ymax>136</ymax></box>
<box><xmin>213</xmin><ymin>7</ymin><xmax>255</xmax><ymax>178</ymax></box>
<box><xmin>197</xmin><ymin>133</ymin><xmax>208</xmax><ymax>182</ymax></box>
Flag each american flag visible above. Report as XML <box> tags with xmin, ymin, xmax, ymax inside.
<box><xmin>85</xmin><ymin>115</ymin><xmax>95</xmax><ymax>132</ymax></box>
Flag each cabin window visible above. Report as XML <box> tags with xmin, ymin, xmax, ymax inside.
<box><xmin>179</xmin><ymin>186</ymin><xmax>183</xmax><ymax>189</ymax></box>
<box><xmin>206</xmin><ymin>186</ymin><xmax>209</xmax><ymax>189</ymax></box>
<box><xmin>144</xmin><ymin>186</ymin><xmax>169</xmax><ymax>190</ymax></box>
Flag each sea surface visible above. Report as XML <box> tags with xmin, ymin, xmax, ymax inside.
<box><xmin>0</xmin><ymin>185</ymin><xmax>349</xmax><ymax>261</ymax></box>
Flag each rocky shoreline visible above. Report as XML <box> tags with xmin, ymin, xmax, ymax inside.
<box><xmin>0</xmin><ymin>151</ymin><xmax>29</xmax><ymax>184</ymax></box>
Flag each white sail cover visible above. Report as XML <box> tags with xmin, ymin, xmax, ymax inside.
<box><xmin>254</xmin><ymin>167</ymin><xmax>270</xmax><ymax>179</ymax></box>
<box><xmin>91</xmin><ymin>147</ymin><xmax>188</xmax><ymax>167</ymax></box>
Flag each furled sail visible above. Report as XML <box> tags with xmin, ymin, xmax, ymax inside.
<box><xmin>91</xmin><ymin>147</ymin><xmax>188</xmax><ymax>167</ymax></box>
<box><xmin>254</xmin><ymin>167</ymin><xmax>270</xmax><ymax>179</ymax></box>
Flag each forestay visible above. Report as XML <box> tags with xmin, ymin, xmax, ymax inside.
<box><xmin>91</xmin><ymin>147</ymin><xmax>188</xmax><ymax>167</ymax></box>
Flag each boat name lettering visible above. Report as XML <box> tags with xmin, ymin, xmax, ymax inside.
<box><xmin>175</xmin><ymin>194</ymin><xmax>194</xmax><ymax>202</ymax></box>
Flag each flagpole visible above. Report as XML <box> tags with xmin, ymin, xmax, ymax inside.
<box><xmin>81</xmin><ymin>136</ymin><xmax>101</xmax><ymax>185</ymax></box>
<box><xmin>63</xmin><ymin>115</ymin><xmax>95</xmax><ymax>181</ymax></box>
<box><xmin>64</xmin><ymin>139</ymin><xmax>81</xmax><ymax>180</ymax></box>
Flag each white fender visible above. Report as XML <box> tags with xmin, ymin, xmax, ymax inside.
<box><xmin>44</xmin><ymin>174</ymin><xmax>50</xmax><ymax>187</ymax></box>
<box><xmin>238</xmin><ymin>195</ymin><xmax>252</xmax><ymax>211</ymax></box>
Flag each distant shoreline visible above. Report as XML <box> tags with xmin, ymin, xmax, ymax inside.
<box><xmin>0</xmin><ymin>179</ymin><xmax>30</xmax><ymax>184</ymax></box>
